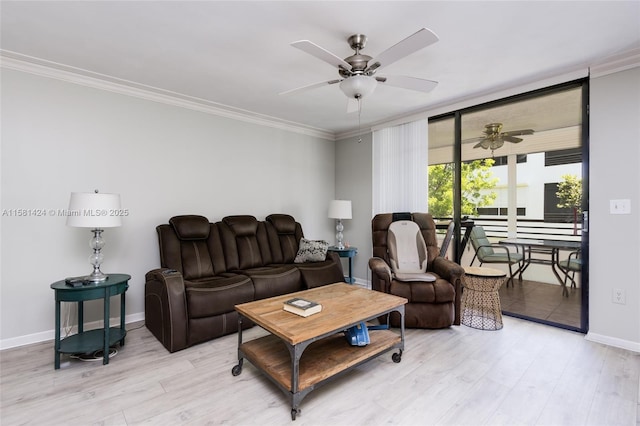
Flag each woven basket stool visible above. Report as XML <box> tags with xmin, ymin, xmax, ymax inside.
<box><xmin>461</xmin><ymin>266</ymin><xmax>507</xmax><ymax>330</ymax></box>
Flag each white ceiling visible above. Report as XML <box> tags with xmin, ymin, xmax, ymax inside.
<box><xmin>2</xmin><ymin>1</ymin><xmax>639</xmax><ymax>139</ymax></box>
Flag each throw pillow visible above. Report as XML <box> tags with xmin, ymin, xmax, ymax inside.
<box><xmin>294</xmin><ymin>238</ymin><xmax>329</xmax><ymax>263</ymax></box>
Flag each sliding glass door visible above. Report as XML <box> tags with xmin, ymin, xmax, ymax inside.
<box><xmin>428</xmin><ymin>80</ymin><xmax>589</xmax><ymax>332</ymax></box>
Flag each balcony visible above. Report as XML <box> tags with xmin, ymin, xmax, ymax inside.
<box><xmin>438</xmin><ymin>217</ymin><xmax>583</xmax><ymax>331</ymax></box>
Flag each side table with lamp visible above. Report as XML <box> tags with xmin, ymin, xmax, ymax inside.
<box><xmin>51</xmin><ymin>274</ymin><xmax>130</xmax><ymax>369</ymax></box>
<box><xmin>327</xmin><ymin>246</ymin><xmax>358</xmax><ymax>284</ymax></box>
<box><xmin>328</xmin><ymin>200</ymin><xmax>357</xmax><ymax>284</ymax></box>
<box><xmin>52</xmin><ymin>190</ymin><xmax>129</xmax><ymax>369</ymax></box>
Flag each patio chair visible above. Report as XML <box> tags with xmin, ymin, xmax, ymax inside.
<box><xmin>469</xmin><ymin>226</ymin><xmax>524</xmax><ymax>286</ymax></box>
<box><xmin>558</xmin><ymin>249</ymin><xmax>582</xmax><ymax>292</ymax></box>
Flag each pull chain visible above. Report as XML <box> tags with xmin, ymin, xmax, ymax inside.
<box><xmin>357</xmin><ymin>95</ymin><xmax>363</xmax><ymax>143</ymax></box>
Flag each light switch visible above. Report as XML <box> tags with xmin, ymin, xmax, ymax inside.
<box><xmin>610</xmin><ymin>199</ymin><xmax>631</xmax><ymax>214</ymax></box>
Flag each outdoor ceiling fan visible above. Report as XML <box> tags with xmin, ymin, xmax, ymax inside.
<box><xmin>280</xmin><ymin>28</ymin><xmax>439</xmax><ymax>113</ymax></box>
<box><xmin>467</xmin><ymin>123</ymin><xmax>535</xmax><ymax>154</ymax></box>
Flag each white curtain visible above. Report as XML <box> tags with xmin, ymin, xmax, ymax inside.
<box><xmin>372</xmin><ymin>119</ymin><xmax>428</xmax><ymax>215</ymax></box>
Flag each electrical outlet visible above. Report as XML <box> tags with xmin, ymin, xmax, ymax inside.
<box><xmin>613</xmin><ymin>288</ymin><xmax>626</xmax><ymax>304</ymax></box>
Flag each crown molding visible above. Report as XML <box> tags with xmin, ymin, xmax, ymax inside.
<box><xmin>590</xmin><ymin>47</ymin><xmax>640</xmax><ymax>78</ymax></box>
<box><xmin>0</xmin><ymin>50</ymin><xmax>336</xmax><ymax>141</ymax></box>
<box><xmin>360</xmin><ymin>47</ymin><xmax>639</xmax><ymax>136</ymax></box>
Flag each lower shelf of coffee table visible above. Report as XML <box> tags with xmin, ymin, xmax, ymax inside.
<box><xmin>240</xmin><ymin>329</ymin><xmax>401</xmax><ymax>392</ymax></box>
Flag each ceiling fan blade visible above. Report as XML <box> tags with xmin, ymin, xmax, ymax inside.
<box><xmin>376</xmin><ymin>75</ymin><xmax>438</xmax><ymax>93</ymax></box>
<box><xmin>365</xmin><ymin>28</ymin><xmax>439</xmax><ymax>73</ymax></box>
<box><xmin>474</xmin><ymin>139</ymin><xmax>491</xmax><ymax>149</ymax></box>
<box><xmin>502</xmin><ymin>135</ymin><xmax>523</xmax><ymax>143</ymax></box>
<box><xmin>502</xmin><ymin>129</ymin><xmax>534</xmax><ymax>137</ymax></box>
<box><xmin>279</xmin><ymin>79</ymin><xmax>341</xmax><ymax>96</ymax></box>
<box><xmin>346</xmin><ymin>98</ymin><xmax>360</xmax><ymax>114</ymax></box>
<box><xmin>463</xmin><ymin>136</ymin><xmax>485</xmax><ymax>143</ymax></box>
<box><xmin>291</xmin><ymin>40</ymin><xmax>353</xmax><ymax>71</ymax></box>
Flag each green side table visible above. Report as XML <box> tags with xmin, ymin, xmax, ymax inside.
<box><xmin>51</xmin><ymin>273</ymin><xmax>130</xmax><ymax>369</ymax></box>
<box><xmin>328</xmin><ymin>246</ymin><xmax>357</xmax><ymax>284</ymax></box>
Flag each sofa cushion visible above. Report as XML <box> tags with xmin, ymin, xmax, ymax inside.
<box><xmin>170</xmin><ymin>215</ymin><xmax>210</xmax><ymax>240</ymax></box>
<box><xmin>294</xmin><ymin>238</ymin><xmax>329</xmax><ymax>263</ymax></box>
<box><xmin>267</xmin><ymin>214</ymin><xmax>297</xmax><ymax>234</ymax></box>
<box><xmin>223</xmin><ymin>215</ymin><xmax>259</xmax><ymax>236</ymax></box>
<box><xmin>181</xmin><ymin>240</ymin><xmax>216</xmax><ymax>280</ymax></box>
<box><xmin>185</xmin><ymin>274</ymin><xmax>254</xmax><ymax>318</ymax></box>
<box><xmin>243</xmin><ymin>265</ymin><xmax>301</xmax><ymax>300</ymax></box>
<box><xmin>165</xmin><ymin>216</ymin><xmax>219</xmax><ymax>280</ymax></box>
<box><xmin>389</xmin><ymin>276</ymin><xmax>455</xmax><ymax>304</ymax></box>
<box><xmin>265</xmin><ymin>214</ymin><xmax>303</xmax><ymax>264</ymax></box>
<box><xmin>221</xmin><ymin>215</ymin><xmax>269</xmax><ymax>269</ymax></box>
<box><xmin>296</xmin><ymin>258</ymin><xmax>346</xmax><ymax>289</ymax></box>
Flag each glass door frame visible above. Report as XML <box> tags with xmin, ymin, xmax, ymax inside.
<box><xmin>429</xmin><ymin>78</ymin><xmax>589</xmax><ymax>333</ymax></box>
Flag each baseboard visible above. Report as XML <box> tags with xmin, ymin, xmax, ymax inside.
<box><xmin>0</xmin><ymin>312</ymin><xmax>145</xmax><ymax>351</ymax></box>
<box><xmin>585</xmin><ymin>331</ymin><xmax>640</xmax><ymax>353</ymax></box>
<box><xmin>352</xmin><ymin>277</ymin><xmax>371</xmax><ymax>289</ymax></box>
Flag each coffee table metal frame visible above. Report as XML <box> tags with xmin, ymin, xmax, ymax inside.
<box><xmin>231</xmin><ymin>284</ymin><xmax>406</xmax><ymax>420</ymax></box>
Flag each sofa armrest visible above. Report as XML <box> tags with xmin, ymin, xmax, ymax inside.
<box><xmin>431</xmin><ymin>256</ymin><xmax>465</xmax><ymax>326</ymax></box>
<box><xmin>326</xmin><ymin>251</ymin><xmax>345</xmax><ymax>277</ymax></box>
<box><xmin>369</xmin><ymin>257</ymin><xmax>392</xmax><ymax>293</ymax></box>
<box><xmin>144</xmin><ymin>268</ymin><xmax>189</xmax><ymax>353</ymax></box>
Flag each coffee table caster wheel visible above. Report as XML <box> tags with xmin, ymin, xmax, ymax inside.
<box><xmin>231</xmin><ymin>364</ymin><xmax>242</xmax><ymax>376</ymax></box>
<box><xmin>392</xmin><ymin>350</ymin><xmax>402</xmax><ymax>363</ymax></box>
<box><xmin>291</xmin><ymin>408</ymin><xmax>300</xmax><ymax>420</ymax></box>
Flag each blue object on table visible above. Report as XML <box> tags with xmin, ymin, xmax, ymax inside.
<box><xmin>344</xmin><ymin>322</ymin><xmax>370</xmax><ymax>346</ymax></box>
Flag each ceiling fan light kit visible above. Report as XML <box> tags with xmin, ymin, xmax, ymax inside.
<box><xmin>281</xmin><ymin>28</ymin><xmax>440</xmax><ymax>111</ymax></box>
<box><xmin>339</xmin><ymin>75</ymin><xmax>377</xmax><ymax>99</ymax></box>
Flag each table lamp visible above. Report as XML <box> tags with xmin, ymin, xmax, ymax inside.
<box><xmin>66</xmin><ymin>190</ymin><xmax>122</xmax><ymax>282</ymax></box>
<box><xmin>328</xmin><ymin>200</ymin><xmax>352</xmax><ymax>249</ymax></box>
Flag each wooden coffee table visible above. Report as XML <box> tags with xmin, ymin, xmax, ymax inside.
<box><xmin>232</xmin><ymin>283</ymin><xmax>407</xmax><ymax>420</ymax></box>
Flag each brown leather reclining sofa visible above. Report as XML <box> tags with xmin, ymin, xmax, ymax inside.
<box><xmin>145</xmin><ymin>214</ymin><xmax>345</xmax><ymax>352</ymax></box>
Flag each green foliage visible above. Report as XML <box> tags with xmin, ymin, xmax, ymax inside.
<box><xmin>556</xmin><ymin>174</ymin><xmax>582</xmax><ymax>212</ymax></box>
<box><xmin>428</xmin><ymin>159</ymin><xmax>498</xmax><ymax>217</ymax></box>
<box><xmin>556</xmin><ymin>174</ymin><xmax>582</xmax><ymax>235</ymax></box>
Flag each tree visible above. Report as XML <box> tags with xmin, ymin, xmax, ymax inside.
<box><xmin>556</xmin><ymin>174</ymin><xmax>582</xmax><ymax>235</ymax></box>
<box><xmin>428</xmin><ymin>159</ymin><xmax>499</xmax><ymax>217</ymax></box>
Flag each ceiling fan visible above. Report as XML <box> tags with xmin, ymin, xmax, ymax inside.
<box><xmin>280</xmin><ymin>28</ymin><xmax>439</xmax><ymax>112</ymax></box>
<box><xmin>467</xmin><ymin>123</ymin><xmax>534</xmax><ymax>154</ymax></box>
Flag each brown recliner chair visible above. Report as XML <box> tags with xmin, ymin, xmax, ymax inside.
<box><xmin>369</xmin><ymin>213</ymin><xmax>464</xmax><ymax>328</ymax></box>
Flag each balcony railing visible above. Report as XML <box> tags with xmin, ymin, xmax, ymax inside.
<box><xmin>434</xmin><ymin>216</ymin><xmax>582</xmax><ymax>242</ymax></box>
<box><xmin>471</xmin><ymin>217</ymin><xmax>582</xmax><ymax>242</ymax></box>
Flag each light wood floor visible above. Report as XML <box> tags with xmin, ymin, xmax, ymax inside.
<box><xmin>1</xmin><ymin>317</ymin><xmax>638</xmax><ymax>425</ymax></box>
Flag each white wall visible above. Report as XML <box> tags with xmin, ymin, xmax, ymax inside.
<box><xmin>588</xmin><ymin>66</ymin><xmax>640</xmax><ymax>350</ymax></box>
<box><xmin>337</xmin><ymin>67</ymin><xmax>640</xmax><ymax>351</ymax></box>
<box><xmin>0</xmin><ymin>69</ymin><xmax>337</xmax><ymax>348</ymax></box>
<box><xmin>334</xmin><ymin>132</ymin><xmax>373</xmax><ymax>284</ymax></box>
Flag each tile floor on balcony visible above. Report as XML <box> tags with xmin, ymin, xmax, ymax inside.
<box><xmin>499</xmin><ymin>278</ymin><xmax>582</xmax><ymax>329</ymax></box>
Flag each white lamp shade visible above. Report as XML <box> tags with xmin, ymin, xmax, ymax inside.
<box><xmin>339</xmin><ymin>75</ymin><xmax>377</xmax><ymax>99</ymax></box>
<box><xmin>328</xmin><ymin>200</ymin><xmax>352</xmax><ymax>219</ymax></box>
<box><xmin>66</xmin><ymin>192</ymin><xmax>122</xmax><ymax>228</ymax></box>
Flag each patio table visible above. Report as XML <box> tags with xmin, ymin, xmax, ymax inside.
<box><xmin>499</xmin><ymin>238</ymin><xmax>581</xmax><ymax>296</ymax></box>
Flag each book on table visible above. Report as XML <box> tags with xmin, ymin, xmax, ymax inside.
<box><xmin>283</xmin><ymin>297</ymin><xmax>322</xmax><ymax>317</ymax></box>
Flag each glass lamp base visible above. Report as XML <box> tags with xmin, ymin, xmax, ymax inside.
<box><xmin>335</xmin><ymin>219</ymin><xmax>345</xmax><ymax>249</ymax></box>
<box><xmin>85</xmin><ymin>270</ymin><xmax>108</xmax><ymax>282</ymax></box>
<box><xmin>86</xmin><ymin>228</ymin><xmax>108</xmax><ymax>282</ymax></box>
